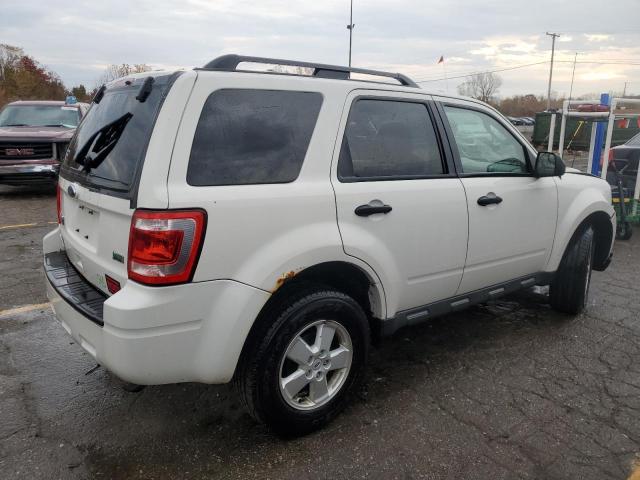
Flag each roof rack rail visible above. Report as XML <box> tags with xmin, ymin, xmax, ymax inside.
<box><xmin>200</xmin><ymin>54</ymin><xmax>419</xmax><ymax>88</ymax></box>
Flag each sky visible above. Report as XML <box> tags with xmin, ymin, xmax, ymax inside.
<box><xmin>2</xmin><ymin>0</ymin><xmax>640</xmax><ymax>98</ymax></box>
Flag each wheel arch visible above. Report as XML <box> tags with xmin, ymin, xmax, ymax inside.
<box><xmin>550</xmin><ymin>210</ymin><xmax>613</xmax><ymax>273</ymax></box>
<box><xmin>234</xmin><ymin>260</ymin><xmax>385</xmax><ymax>380</ymax></box>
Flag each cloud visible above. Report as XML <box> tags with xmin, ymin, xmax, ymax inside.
<box><xmin>585</xmin><ymin>34</ymin><xmax>611</xmax><ymax>42</ymax></box>
<box><xmin>0</xmin><ymin>0</ymin><xmax>639</xmax><ymax>96</ymax></box>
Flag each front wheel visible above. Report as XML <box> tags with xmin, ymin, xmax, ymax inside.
<box><xmin>236</xmin><ymin>287</ymin><xmax>370</xmax><ymax>435</ymax></box>
<box><xmin>550</xmin><ymin>227</ymin><xmax>594</xmax><ymax>314</ymax></box>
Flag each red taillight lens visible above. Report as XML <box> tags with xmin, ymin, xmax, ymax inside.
<box><xmin>608</xmin><ymin>149</ymin><xmax>615</xmax><ymax>163</ymax></box>
<box><xmin>56</xmin><ymin>184</ymin><xmax>62</xmax><ymax>224</ymax></box>
<box><xmin>127</xmin><ymin>209</ymin><xmax>206</xmax><ymax>286</ymax></box>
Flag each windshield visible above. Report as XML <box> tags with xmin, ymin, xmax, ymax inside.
<box><xmin>61</xmin><ymin>73</ymin><xmax>178</xmax><ymax>196</ymax></box>
<box><xmin>0</xmin><ymin>105</ymin><xmax>79</xmax><ymax>128</ymax></box>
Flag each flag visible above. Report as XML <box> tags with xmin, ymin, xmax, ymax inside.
<box><xmin>437</xmin><ymin>56</ymin><xmax>444</xmax><ymax>64</ymax></box>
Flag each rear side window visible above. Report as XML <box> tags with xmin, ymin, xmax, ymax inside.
<box><xmin>187</xmin><ymin>89</ymin><xmax>323</xmax><ymax>186</ymax></box>
<box><xmin>338</xmin><ymin>99</ymin><xmax>444</xmax><ymax>181</ymax></box>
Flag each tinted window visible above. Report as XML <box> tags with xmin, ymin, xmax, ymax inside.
<box><xmin>187</xmin><ymin>89</ymin><xmax>323</xmax><ymax>186</ymax></box>
<box><xmin>62</xmin><ymin>73</ymin><xmax>178</xmax><ymax>194</ymax></box>
<box><xmin>339</xmin><ymin>100</ymin><xmax>444</xmax><ymax>180</ymax></box>
<box><xmin>444</xmin><ymin>106</ymin><xmax>528</xmax><ymax>174</ymax></box>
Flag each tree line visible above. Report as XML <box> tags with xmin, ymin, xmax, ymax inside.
<box><xmin>2</xmin><ymin>44</ymin><xmax>633</xmax><ymax>117</ymax></box>
<box><xmin>0</xmin><ymin>44</ymin><xmax>150</xmax><ymax>108</ymax></box>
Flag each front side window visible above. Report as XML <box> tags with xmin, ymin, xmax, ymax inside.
<box><xmin>339</xmin><ymin>99</ymin><xmax>444</xmax><ymax>180</ymax></box>
<box><xmin>444</xmin><ymin>106</ymin><xmax>528</xmax><ymax>174</ymax></box>
<box><xmin>187</xmin><ymin>89</ymin><xmax>323</xmax><ymax>186</ymax></box>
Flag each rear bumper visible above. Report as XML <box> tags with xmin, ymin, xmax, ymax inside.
<box><xmin>43</xmin><ymin>228</ymin><xmax>270</xmax><ymax>385</ymax></box>
<box><xmin>0</xmin><ymin>161</ymin><xmax>59</xmax><ymax>184</ymax></box>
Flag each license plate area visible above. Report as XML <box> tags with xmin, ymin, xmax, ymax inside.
<box><xmin>64</xmin><ymin>200</ymin><xmax>101</xmax><ymax>249</ymax></box>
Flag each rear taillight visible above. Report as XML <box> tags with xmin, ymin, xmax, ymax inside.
<box><xmin>56</xmin><ymin>184</ymin><xmax>62</xmax><ymax>224</ymax></box>
<box><xmin>127</xmin><ymin>210</ymin><xmax>206</xmax><ymax>286</ymax></box>
<box><xmin>608</xmin><ymin>149</ymin><xmax>615</xmax><ymax>163</ymax></box>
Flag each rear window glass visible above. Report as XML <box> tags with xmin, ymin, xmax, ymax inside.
<box><xmin>628</xmin><ymin>133</ymin><xmax>640</xmax><ymax>146</ymax></box>
<box><xmin>61</xmin><ymin>73</ymin><xmax>178</xmax><ymax>195</ymax></box>
<box><xmin>187</xmin><ymin>89</ymin><xmax>323</xmax><ymax>186</ymax></box>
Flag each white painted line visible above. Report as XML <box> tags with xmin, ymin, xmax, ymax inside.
<box><xmin>0</xmin><ymin>302</ymin><xmax>51</xmax><ymax>318</ymax></box>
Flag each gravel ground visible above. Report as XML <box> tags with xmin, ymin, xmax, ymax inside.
<box><xmin>1</xmin><ymin>184</ymin><xmax>639</xmax><ymax>480</ymax></box>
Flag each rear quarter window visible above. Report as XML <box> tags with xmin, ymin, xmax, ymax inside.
<box><xmin>187</xmin><ymin>89</ymin><xmax>323</xmax><ymax>186</ymax></box>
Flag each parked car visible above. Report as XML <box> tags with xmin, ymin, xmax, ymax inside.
<box><xmin>0</xmin><ymin>99</ymin><xmax>89</xmax><ymax>185</ymax></box>
<box><xmin>44</xmin><ymin>55</ymin><xmax>615</xmax><ymax>435</ymax></box>
<box><xmin>607</xmin><ymin>131</ymin><xmax>640</xmax><ymax>197</ymax></box>
<box><xmin>508</xmin><ymin>116</ymin><xmax>526</xmax><ymax>126</ymax></box>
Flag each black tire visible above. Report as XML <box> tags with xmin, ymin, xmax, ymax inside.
<box><xmin>550</xmin><ymin>226</ymin><xmax>594</xmax><ymax>314</ymax></box>
<box><xmin>617</xmin><ymin>221</ymin><xmax>633</xmax><ymax>241</ymax></box>
<box><xmin>236</xmin><ymin>285</ymin><xmax>370</xmax><ymax>436</ymax></box>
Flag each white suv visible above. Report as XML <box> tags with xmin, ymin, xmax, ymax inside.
<box><xmin>44</xmin><ymin>55</ymin><xmax>615</xmax><ymax>434</ymax></box>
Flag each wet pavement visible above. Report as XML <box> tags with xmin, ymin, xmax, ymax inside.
<box><xmin>1</xmin><ymin>185</ymin><xmax>640</xmax><ymax>479</ymax></box>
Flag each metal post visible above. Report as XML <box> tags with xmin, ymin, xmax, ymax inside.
<box><xmin>586</xmin><ymin>122</ymin><xmax>597</xmax><ymax>173</ymax></box>
<box><xmin>558</xmin><ymin>102</ymin><xmax>567</xmax><ymax>157</ymax></box>
<box><xmin>347</xmin><ymin>0</ymin><xmax>354</xmax><ymax>67</ymax></box>
<box><xmin>600</xmin><ymin>98</ymin><xmax>616</xmax><ymax>180</ymax></box>
<box><xmin>546</xmin><ymin>32</ymin><xmax>561</xmax><ymax>110</ymax></box>
<box><xmin>592</xmin><ymin>93</ymin><xmax>610</xmax><ymax>176</ymax></box>
<box><xmin>548</xmin><ymin>113</ymin><xmax>556</xmax><ymax>152</ymax></box>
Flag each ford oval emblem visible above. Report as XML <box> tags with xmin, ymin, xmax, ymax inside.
<box><xmin>67</xmin><ymin>184</ymin><xmax>78</xmax><ymax>199</ymax></box>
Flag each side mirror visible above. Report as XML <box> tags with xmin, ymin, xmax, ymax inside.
<box><xmin>535</xmin><ymin>151</ymin><xmax>566</xmax><ymax>178</ymax></box>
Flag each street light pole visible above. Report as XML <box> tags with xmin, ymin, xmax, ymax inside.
<box><xmin>347</xmin><ymin>0</ymin><xmax>354</xmax><ymax>67</ymax></box>
<box><xmin>546</xmin><ymin>32</ymin><xmax>561</xmax><ymax>110</ymax></box>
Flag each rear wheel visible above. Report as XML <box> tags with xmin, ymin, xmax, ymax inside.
<box><xmin>236</xmin><ymin>286</ymin><xmax>369</xmax><ymax>435</ymax></box>
<box><xmin>550</xmin><ymin>226</ymin><xmax>594</xmax><ymax>314</ymax></box>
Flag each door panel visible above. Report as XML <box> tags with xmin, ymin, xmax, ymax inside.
<box><xmin>438</xmin><ymin>101</ymin><xmax>558</xmax><ymax>294</ymax></box>
<box><xmin>332</xmin><ymin>92</ymin><xmax>468</xmax><ymax>317</ymax></box>
<box><xmin>457</xmin><ymin>176</ymin><xmax>557</xmax><ymax>293</ymax></box>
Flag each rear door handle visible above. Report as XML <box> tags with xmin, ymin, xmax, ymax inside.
<box><xmin>477</xmin><ymin>194</ymin><xmax>503</xmax><ymax>206</ymax></box>
<box><xmin>355</xmin><ymin>203</ymin><xmax>393</xmax><ymax>216</ymax></box>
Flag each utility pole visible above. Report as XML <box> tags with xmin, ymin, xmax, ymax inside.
<box><xmin>546</xmin><ymin>32</ymin><xmax>561</xmax><ymax>110</ymax></box>
<box><xmin>623</xmin><ymin>81</ymin><xmax>628</xmax><ymax>97</ymax></box>
<box><xmin>347</xmin><ymin>0</ymin><xmax>354</xmax><ymax>67</ymax></box>
<box><xmin>568</xmin><ymin>52</ymin><xmax>578</xmax><ymax>102</ymax></box>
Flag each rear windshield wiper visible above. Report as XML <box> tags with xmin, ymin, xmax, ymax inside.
<box><xmin>73</xmin><ymin>113</ymin><xmax>133</xmax><ymax>172</ymax></box>
<box><xmin>3</xmin><ymin>123</ymin><xmax>30</xmax><ymax>127</ymax></box>
<box><xmin>44</xmin><ymin>124</ymin><xmax>75</xmax><ymax>128</ymax></box>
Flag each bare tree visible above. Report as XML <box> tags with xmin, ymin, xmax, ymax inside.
<box><xmin>457</xmin><ymin>72</ymin><xmax>502</xmax><ymax>103</ymax></box>
<box><xmin>95</xmin><ymin>63</ymin><xmax>151</xmax><ymax>87</ymax></box>
<box><xmin>0</xmin><ymin>44</ymin><xmax>23</xmax><ymax>82</ymax></box>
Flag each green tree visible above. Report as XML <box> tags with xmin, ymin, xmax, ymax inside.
<box><xmin>69</xmin><ymin>84</ymin><xmax>90</xmax><ymax>102</ymax></box>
